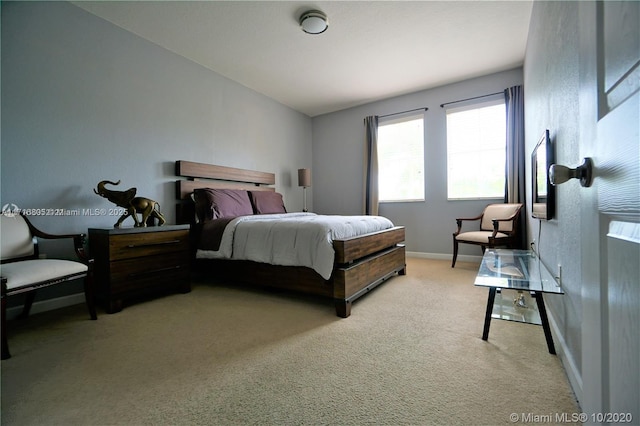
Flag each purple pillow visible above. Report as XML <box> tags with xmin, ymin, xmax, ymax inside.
<box><xmin>249</xmin><ymin>191</ymin><xmax>287</xmax><ymax>214</ymax></box>
<box><xmin>193</xmin><ymin>188</ymin><xmax>254</xmax><ymax>222</ymax></box>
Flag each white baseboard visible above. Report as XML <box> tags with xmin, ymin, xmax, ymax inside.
<box><xmin>407</xmin><ymin>251</ymin><xmax>482</xmax><ymax>264</ymax></box>
<box><xmin>6</xmin><ymin>293</ymin><xmax>86</xmax><ymax>320</ymax></box>
<box><xmin>546</xmin><ymin>302</ymin><xmax>583</xmax><ymax>407</ymax></box>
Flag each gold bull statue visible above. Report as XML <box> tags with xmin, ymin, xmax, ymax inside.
<box><xmin>94</xmin><ymin>180</ymin><xmax>166</xmax><ymax>228</ymax></box>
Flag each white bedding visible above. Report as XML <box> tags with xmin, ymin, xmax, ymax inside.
<box><xmin>196</xmin><ymin>212</ymin><xmax>394</xmax><ymax>279</ymax></box>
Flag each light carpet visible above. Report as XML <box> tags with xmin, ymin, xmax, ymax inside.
<box><xmin>1</xmin><ymin>258</ymin><xmax>580</xmax><ymax>425</ymax></box>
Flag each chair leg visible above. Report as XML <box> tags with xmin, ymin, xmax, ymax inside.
<box><xmin>17</xmin><ymin>291</ymin><xmax>36</xmax><ymax>319</ymax></box>
<box><xmin>2</xmin><ymin>295</ymin><xmax>10</xmax><ymax>360</ymax></box>
<box><xmin>452</xmin><ymin>239</ymin><xmax>459</xmax><ymax>268</ymax></box>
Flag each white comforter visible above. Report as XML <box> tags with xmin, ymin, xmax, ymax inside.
<box><xmin>196</xmin><ymin>213</ymin><xmax>394</xmax><ymax>279</ymax></box>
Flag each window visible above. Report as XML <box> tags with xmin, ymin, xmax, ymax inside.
<box><xmin>377</xmin><ymin>114</ymin><xmax>425</xmax><ymax>202</ymax></box>
<box><xmin>446</xmin><ymin>98</ymin><xmax>506</xmax><ymax>199</ymax></box>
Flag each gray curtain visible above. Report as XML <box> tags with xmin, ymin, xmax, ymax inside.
<box><xmin>364</xmin><ymin>116</ymin><xmax>379</xmax><ymax>215</ymax></box>
<box><xmin>504</xmin><ymin>85</ymin><xmax>526</xmax><ymax>249</ymax></box>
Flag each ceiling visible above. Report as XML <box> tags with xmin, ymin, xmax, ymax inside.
<box><xmin>73</xmin><ymin>1</ymin><xmax>533</xmax><ymax>117</ymax></box>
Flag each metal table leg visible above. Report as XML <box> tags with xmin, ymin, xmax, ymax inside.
<box><xmin>482</xmin><ymin>287</ymin><xmax>497</xmax><ymax>341</ymax></box>
<box><xmin>533</xmin><ymin>291</ymin><xmax>556</xmax><ymax>354</ymax></box>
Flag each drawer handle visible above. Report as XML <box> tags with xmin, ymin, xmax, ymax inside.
<box><xmin>128</xmin><ymin>265</ymin><xmax>182</xmax><ymax>278</ymax></box>
<box><xmin>126</xmin><ymin>239</ymin><xmax>181</xmax><ymax>249</ymax></box>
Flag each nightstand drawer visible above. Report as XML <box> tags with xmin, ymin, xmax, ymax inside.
<box><xmin>110</xmin><ymin>251</ymin><xmax>190</xmax><ymax>283</ymax></box>
<box><xmin>109</xmin><ymin>252</ymin><xmax>190</xmax><ymax>294</ymax></box>
<box><xmin>108</xmin><ymin>230</ymin><xmax>189</xmax><ymax>260</ymax></box>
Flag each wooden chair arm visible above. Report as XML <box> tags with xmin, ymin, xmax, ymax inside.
<box><xmin>454</xmin><ymin>214</ymin><xmax>483</xmax><ymax>235</ymax></box>
<box><xmin>491</xmin><ymin>214</ymin><xmax>520</xmax><ymax>237</ymax></box>
<box><xmin>27</xmin><ymin>224</ymin><xmax>86</xmax><ymax>242</ymax></box>
<box><xmin>20</xmin><ymin>213</ymin><xmax>91</xmax><ymax>264</ymax></box>
<box><xmin>455</xmin><ymin>214</ymin><xmax>483</xmax><ymax>222</ymax></box>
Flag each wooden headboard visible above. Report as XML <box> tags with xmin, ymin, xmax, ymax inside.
<box><xmin>175</xmin><ymin>160</ymin><xmax>276</xmax><ymax>224</ymax></box>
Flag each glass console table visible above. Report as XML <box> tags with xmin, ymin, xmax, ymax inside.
<box><xmin>474</xmin><ymin>249</ymin><xmax>564</xmax><ymax>354</ymax></box>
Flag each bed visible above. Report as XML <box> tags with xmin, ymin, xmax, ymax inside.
<box><xmin>175</xmin><ymin>160</ymin><xmax>406</xmax><ymax>317</ymax></box>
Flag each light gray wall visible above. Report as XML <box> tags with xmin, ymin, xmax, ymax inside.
<box><xmin>1</xmin><ymin>2</ymin><xmax>311</xmax><ymax>300</ymax></box>
<box><xmin>523</xmin><ymin>0</ymin><xmax>583</xmax><ymax>396</ymax></box>
<box><xmin>311</xmin><ymin>69</ymin><xmax>524</xmax><ymax>258</ymax></box>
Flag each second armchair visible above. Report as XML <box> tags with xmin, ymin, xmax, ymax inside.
<box><xmin>451</xmin><ymin>203</ymin><xmax>524</xmax><ymax>267</ymax></box>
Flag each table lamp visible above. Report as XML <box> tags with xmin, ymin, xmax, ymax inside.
<box><xmin>298</xmin><ymin>168</ymin><xmax>311</xmax><ymax>212</ymax></box>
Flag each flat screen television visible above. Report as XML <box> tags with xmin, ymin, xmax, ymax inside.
<box><xmin>531</xmin><ymin>129</ymin><xmax>555</xmax><ymax>220</ymax></box>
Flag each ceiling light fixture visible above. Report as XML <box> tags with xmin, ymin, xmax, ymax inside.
<box><xmin>299</xmin><ymin>10</ymin><xmax>328</xmax><ymax>35</ymax></box>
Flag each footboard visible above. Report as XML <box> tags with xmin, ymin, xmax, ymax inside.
<box><xmin>333</xmin><ymin>226</ymin><xmax>405</xmax><ymax>264</ymax></box>
<box><xmin>332</xmin><ymin>226</ymin><xmax>406</xmax><ymax>317</ymax></box>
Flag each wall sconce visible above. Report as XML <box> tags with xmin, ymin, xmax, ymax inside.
<box><xmin>549</xmin><ymin>157</ymin><xmax>593</xmax><ymax>187</ymax></box>
<box><xmin>298</xmin><ymin>168</ymin><xmax>312</xmax><ymax>212</ymax></box>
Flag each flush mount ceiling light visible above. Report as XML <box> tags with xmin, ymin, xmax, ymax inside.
<box><xmin>299</xmin><ymin>10</ymin><xmax>328</xmax><ymax>34</ymax></box>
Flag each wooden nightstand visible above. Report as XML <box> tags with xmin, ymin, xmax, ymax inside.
<box><xmin>88</xmin><ymin>225</ymin><xmax>191</xmax><ymax>313</ymax></box>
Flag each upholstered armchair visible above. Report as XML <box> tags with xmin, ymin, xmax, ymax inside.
<box><xmin>1</xmin><ymin>213</ymin><xmax>97</xmax><ymax>359</ymax></box>
<box><xmin>451</xmin><ymin>203</ymin><xmax>524</xmax><ymax>268</ymax></box>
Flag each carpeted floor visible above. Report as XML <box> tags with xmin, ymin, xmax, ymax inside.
<box><xmin>1</xmin><ymin>258</ymin><xmax>580</xmax><ymax>425</ymax></box>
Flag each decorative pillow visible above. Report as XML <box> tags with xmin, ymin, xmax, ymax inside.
<box><xmin>193</xmin><ymin>188</ymin><xmax>254</xmax><ymax>222</ymax></box>
<box><xmin>249</xmin><ymin>191</ymin><xmax>287</xmax><ymax>214</ymax></box>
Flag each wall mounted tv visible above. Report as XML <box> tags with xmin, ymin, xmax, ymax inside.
<box><xmin>531</xmin><ymin>129</ymin><xmax>555</xmax><ymax>220</ymax></box>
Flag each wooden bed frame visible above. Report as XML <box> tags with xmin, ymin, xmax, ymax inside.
<box><xmin>175</xmin><ymin>160</ymin><xmax>406</xmax><ymax>317</ymax></box>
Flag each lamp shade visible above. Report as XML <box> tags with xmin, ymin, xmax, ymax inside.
<box><xmin>298</xmin><ymin>168</ymin><xmax>311</xmax><ymax>187</ymax></box>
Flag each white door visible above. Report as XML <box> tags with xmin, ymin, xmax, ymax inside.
<box><xmin>580</xmin><ymin>1</ymin><xmax>639</xmax><ymax>421</ymax></box>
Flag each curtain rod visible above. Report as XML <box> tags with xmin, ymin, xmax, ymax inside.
<box><xmin>379</xmin><ymin>107</ymin><xmax>428</xmax><ymax>118</ymax></box>
<box><xmin>440</xmin><ymin>91</ymin><xmax>503</xmax><ymax>108</ymax></box>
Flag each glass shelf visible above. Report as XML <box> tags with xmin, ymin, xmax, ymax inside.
<box><xmin>474</xmin><ymin>249</ymin><xmax>564</xmax><ymax>295</ymax></box>
<box><xmin>492</xmin><ymin>289</ymin><xmax>541</xmax><ymax>325</ymax></box>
